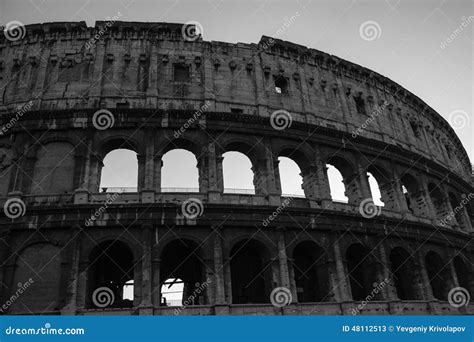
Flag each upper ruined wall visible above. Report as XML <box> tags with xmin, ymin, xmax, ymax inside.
<box><xmin>0</xmin><ymin>21</ymin><xmax>470</xmax><ymax>180</ymax></box>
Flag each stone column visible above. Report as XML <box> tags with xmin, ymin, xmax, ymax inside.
<box><xmin>213</xmin><ymin>227</ymin><xmax>226</xmax><ymax>305</ymax></box>
<box><xmin>87</xmin><ymin>154</ymin><xmax>103</xmax><ymax>193</ymax></box>
<box><xmin>137</xmin><ymin>154</ymin><xmax>146</xmax><ymax>192</ymax></box>
<box><xmin>416</xmin><ymin>250</ymin><xmax>434</xmax><ymax>300</ymax></box>
<box><xmin>332</xmin><ymin>236</ymin><xmax>352</xmax><ymax>301</ymax></box>
<box><xmin>139</xmin><ymin>226</ymin><xmax>153</xmax><ymax>314</ymax></box>
<box><xmin>76</xmin><ymin>261</ymin><xmax>89</xmax><ymax>309</ymax></box>
<box><xmin>151</xmin><ymin>259</ymin><xmax>161</xmax><ymax>307</ymax></box>
<box><xmin>153</xmin><ymin>155</ymin><xmax>163</xmax><ymax>192</ymax></box>
<box><xmin>72</xmin><ymin>154</ymin><xmax>86</xmax><ymax>190</ymax></box>
<box><xmin>60</xmin><ymin>227</ymin><xmax>82</xmax><ymax>315</ymax></box>
<box><xmin>393</xmin><ymin>177</ymin><xmax>409</xmax><ymax>212</ymax></box>
<box><xmin>377</xmin><ymin>244</ymin><xmax>398</xmax><ymax>300</ymax></box>
<box><xmin>276</xmin><ymin>229</ymin><xmax>295</xmax><ymax>302</ymax></box>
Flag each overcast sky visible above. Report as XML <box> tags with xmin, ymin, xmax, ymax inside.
<box><xmin>1</xmin><ymin>0</ymin><xmax>472</xmax><ymax>198</ymax></box>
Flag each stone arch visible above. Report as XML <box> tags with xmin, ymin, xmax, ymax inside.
<box><xmin>325</xmin><ymin>155</ymin><xmax>356</xmax><ymax>203</ymax></box>
<box><xmin>389</xmin><ymin>247</ymin><xmax>422</xmax><ymax>300</ymax></box>
<box><xmin>400</xmin><ymin>173</ymin><xmax>427</xmax><ymax>216</ymax></box>
<box><xmin>425</xmin><ymin>250</ymin><xmax>451</xmax><ymax>300</ymax></box>
<box><xmin>229</xmin><ymin>239</ymin><xmax>272</xmax><ymax>304</ymax></box>
<box><xmin>277</xmin><ymin>146</ymin><xmax>313</xmax><ymax>198</ymax></box>
<box><xmin>367</xmin><ymin>164</ymin><xmax>395</xmax><ymax>208</ymax></box>
<box><xmin>86</xmin><ymin>240</ymin><xmax>135</xmax><ymax>308</ymax></box>
<box><xmin>292</xmin><ymin>241</ymin><xmax>330</xmax><ymax>302</ymax></box>
<box><xmin>159</xmin><ymin>239</ymin><xmax>208</xmax><ymax>306</ymax></box>
<box><xmin>97</xmin><ymin>136</ymin><xmax>141</xmax><ymax>159</ymax></box>
<box><xmin>453</xmin><ymin>256</ymin><xmax>471</xmax><ymax>294</ymax></box>
<box><xmin>31</xmin><ymin>141</ymin><xmax>76</xmax><ymax>194</ymax></box>
<box><xmin>427</xmin><ymin>183</ymin><xmax>449</xmax><ymax>221</ymax></box>
<box><xmin>345</xmin><ymin>243</ymin><xmax>379</xmax><ymax>301</ymax></box>
<box><xmin>8</xmin><ymin>242</ymin><xmax>62</xmax><ymax>314</ymax></box>
<box><xmin>448</xmin><ymin>192</ymin><xmax>469</xmax><ymax>230</ymax></box>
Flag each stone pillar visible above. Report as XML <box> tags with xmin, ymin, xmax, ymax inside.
<box><xmin>151</xmin><ymin>259</ymin><xmax>161</xmax><ymax>307</ymax></box>
<box><xmin>153</xmin><ymin>155</ymin><xmax>163</xmax><ymax>192</ymax></box>
<box><xmin>393</xmin><ymin>177</ymin><xmax>409</xmax><ymax>212</ymax></box>
<box><xmin>252</xmin><ymin>152</ymin><xmax>281</xmax><ymax>205</ymax></box>
<box><xmin>420</xmin><ymin>182</ymin><xmax>437</xmax><ymax>219</ymax></box>
<box><xmin>139</xmin><ymin>226</ymin><xmax>153</xmax><ymax>314</ymax></box>
<box><xmin>60</xmin><ymin>227</ymin><xmax>82</xmax><ymax>315</ymax></box>
<box><xmin>223</xmin><ymin>257</ymin><xmax>233</xmax><ymax>304</ymax></box>
<box><xmin>344</xmin><ymin>172</ymin><xmax>365</xmax><ymax>206</ymax></box>
<box><xmin>301</xmin><ymin>164</ymin><xmax>319</xmax><ymax>201</ymax></box>
<box><xmin>416</xmin><ymin>250</ymin><xmax>434</xmax><ymax>300</ymax></box>
<box><xmin>87</xmin><ymin>154</ymin><xmax>103</xmax><ymax>193</ymax></box>
<box><xmin>325</xmin><ymin>258</ymin><xmax>340</xmax><ymax>302</ymax></box>
<box><xmin>276</xmin><ymin>229</ymin><xmax>295</xmax><ymax>302</ymax></box>
<box><xmin>213</xmin><ymin>227</ymin><xmax>226</xmax><ymax>305</ymax></box>
<box><xmin>197</xmin><ymin>155</ymin><xmax>209</xmax><ymax>193</ymax></box>
<box><xmin>377</xmin><ymin>244</ymin><xmax>398</xmax><ymax>300</ymax></box>
<box><xmin>356</xmin><ymin>163</ymin><xmax>373</xmax><ymax>201</ymax></box>
<box><xmin>19</xmin><ymin>155</ymin><xmax>36</xmax><ymax>194</ymax></box>
<box><xmin>332</xmin><ymin>236</ymin><xmax>352</xmax><ymax>301</ymax></box>
<box><xmin>137</xmin><ymin>154</ymin><xmax>146</xmax><ymax>192</ymax></box>
<box><xmin>72</xmin><ymin>154</ymin><xmax>86</xmax><ymax>191</ymax></box>
<box><xmin>76</xmin><ymin>261</ymin><xmax>89</xmax><ymax>309</ymax></box>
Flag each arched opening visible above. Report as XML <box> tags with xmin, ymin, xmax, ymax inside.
<box><xmin>346</xmin><ymin>244</ymin><xmax>378</xmax><ymax>301</ymax></box>
<box><xmin>453</xmin><ymin>256</ymin><xmax>470</xmax><ymax>293</ymax></box>
<box><xmin>389</xmin><ymin>247</ymin><xmax>421</xmax><ymax>300</ymax></box>
<box><xmin>160</xmin><ymin>239</ymin><xmax>206</xmax><ymax>306</ymax></box>
<box><xmin>230</xmin><ymin>239</ymin><xmax>271</xmax><ymax>304</ymax></box>
<box><xmin>31</xmin><ymin>142</ymin><xmax>76</xmax><ymax>194</ymax></box>
<box><xmin>222</xmin><ymin>151</ymin><xmax>255</xmax><ymax>194</ymax></box>
<box><xmin>161</xmin><ymin>278</ymin><xmax>185</xmax><ymax>306</ymax></box>
<box><xmin>100</xmin><ymin>149</ymin><xmax>138</xmax><ymax>192</ymax></box>
<box><xmin>293</xmin><ymin>241</ymin><xmax>330</xmax><ymax>302</ymax></box>
<box><xmin>161</xmin><ymin>149</ymin><xmax>199</xmax><ymax>192</ymax></box>
<box><xmin>278</xmin><ymin>156</ymin><xmax>304</xmax><ymax>197</ymax></box>
<box><xmin>366</xmin><ymin>169</ymin><xmax>385</xmax><ymax>207</ymax></box>
<box><xmin>425</xmin><ymin>251</ymin><xmax>451</xmax><ymax>300</ymax></box>
<box><xmin>428</xmin><ymin>183</ymin><xmax>448</xmax><ymax>220</ymax></box>
<box><xmin>88</xmin><ymin>240</ymin><xmax>134</xmax><ymax>308</ymax></box>
<box><xmin>9</xmin><ymin>243</ymin><xmax>61</xmax><ymax>314</ymax></box>
<box><xmin>400</xmin><ymin>174</ymin><xmax>425</xmax><ymax>216</ymax></box>
<box><xmin>326</xmin><ymin>164</ymin><xmax>348</xmax><ymax>203</ymax></box>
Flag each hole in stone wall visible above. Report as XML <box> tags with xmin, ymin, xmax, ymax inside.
<box><xmin>100</xmin><ymin>149</ymin><xmax>138</xmax><ymax>192</ymax></box>
<box><xmin>367</xmin><ymin>172</ymin><xmax>384</xmax><ymax>206</ymax></box>
<box><xmin>161</xmin><ymin>149</ymin><xmax>199</xmax><ymax>192</ymax></box>
<box><xmin>278</xmin><ymin>156</ymin><xmax>304</xmax><ymax>197</ymax></box>
<box><xmin>274</xmin><ymin>76</ymin><xmax>288</xmax><ymax>94</ymax></box>
<box><xmin>222</xmin><ymin>151</ymin><xmax>255</xmax><ymax>194</ymax></box>
<box><xmin>326</xmin><ymin>164</ymin><xmax>348</xmax><ymax>203</ymax></box>
<box><xmin>161</xmin><ymin>278</ymin><xmax>184</xmax><ymax>307</ymax></box>
<box><xmin>173</xmin><ymin>64</ymin><xmax>190</xmax><ymax>82</ymax></box>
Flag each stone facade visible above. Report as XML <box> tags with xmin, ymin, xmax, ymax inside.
<box><xmin>0</xmin><ymin>22</ymin><xmax>472</xmax><ymax>315</ymax></box>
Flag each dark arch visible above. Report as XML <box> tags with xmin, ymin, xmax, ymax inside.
<box><xmin>400</xmin><ymin>173</ymin><xmax>425</xmax><ymax>216</ymax></box>
<box><xmin>230</xmin><ymin>239</ymin><xmax>272</xmax><ymax>304</ymax></box>
<box><xmin>453</xmin><ymin>256</ymin><xmax>470</xmax><ymax>293</ymax></box>
<box><xmin>292</xmin><ymin>241</ymin><xmax>330</xmax><ymax>302</ymax></box>
<box><xmin>161</xmin><ymin>149</ymin><xmax>199</xmax><ymax>191</ymax></box>
<box><xmin>326</xmin><ymin>155</ymin><xmax>355</xmax><ymax>204</ymax></box>
<box><xmin>367</xmin><ymin>165</ymin><xmax>393</xmax><ymax>208</ymax></box>
<box><xmin>346</xmin><ymin>244</ymin><xmax>378</xmax><ymax>301</ymax></box>
<box><xmin>425</xmin><ymin>251</ymin><xmax>451</xmax><ymax>300</ymax></box>
<box><xmin>161</xmin><ymin>138</ymin><xmax>202</xmax><ymax>157</ymax></box>
<box><xmin>389</xmin><ymin>247</ymin><xmax>422</xmax><ymax>300</ymax></box>
<box><xmin>159</xmin><ymin>239</ymin><xmax>207</xmax><ymax>306</ymax></box>
<box><xmin>98</xmin><ymin>136</ymin><xmax>140</xmax><ymax>158</ymax></box>
<box><xmin>87</xmin><ymin>240</ymin><xmax>134</xmax><ymax>308</ymax></box>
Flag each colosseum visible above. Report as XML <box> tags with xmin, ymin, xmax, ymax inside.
<box><xmin>0</xmin><ymin>21</ymin><xmax>472</xmax><ymax>316</ymax></box>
